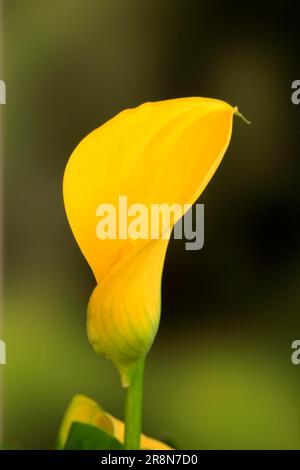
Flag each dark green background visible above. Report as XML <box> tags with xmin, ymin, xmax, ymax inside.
<box><xmin>2</xmin><ymin>0</ymin><xmax>300</xmax><ymax>449</ymax></box>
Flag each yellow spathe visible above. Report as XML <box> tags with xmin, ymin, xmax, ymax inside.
<box><xmin>63</xmin><ymin>97</ymin><xmax>235</xmax><ymax>386</ymax></box>
<box><xmin>58</xmin><ymin>394</ymin><xmax>172</xmax><ymax>450</ymax></box>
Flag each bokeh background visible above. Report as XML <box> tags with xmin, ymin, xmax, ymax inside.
<box><xmin>1</xmin><ymin>0</ymin><xmax>300</xmax><ymax>449</ymax></box>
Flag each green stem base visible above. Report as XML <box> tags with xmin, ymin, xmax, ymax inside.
<box><xmin>124</xmin><ymin>359</ymin><xmax>145</xmax><ymax>450</ymax></box>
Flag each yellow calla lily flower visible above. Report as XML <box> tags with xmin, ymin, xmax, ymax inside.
<box><xmin>63</xmin><ymin>97</ymin><xmax>235</xmax><ymax>386</ymax></box>
<box><xmin>58</xmin><ymin>394</ymin><xmax>172</xmax><ymax>450</ymax></box>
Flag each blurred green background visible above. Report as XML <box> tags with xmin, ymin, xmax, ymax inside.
<box><xmin>1</xmin><ymin>0</ymin><xmax>300</xmax><ymax>449</ymax></box>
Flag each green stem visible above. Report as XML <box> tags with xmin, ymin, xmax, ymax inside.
<box><xmin>124</xmin><ymin>359</ymin><xmax>145</xmax><ymax>450</ymax></box>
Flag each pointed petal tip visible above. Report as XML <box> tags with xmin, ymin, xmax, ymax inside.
<box><xmin>234</xmin><ymin>106</ymin><xmax>251</xmax><ymax>125</ymax></box>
